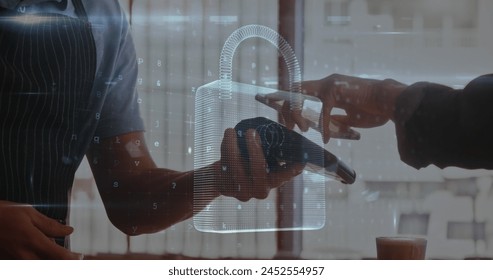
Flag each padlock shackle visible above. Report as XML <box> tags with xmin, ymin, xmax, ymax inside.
<box><xmin>219</xmin><ymin>24</ymin><xmax>302</xmax><ymax>110</ymax></box>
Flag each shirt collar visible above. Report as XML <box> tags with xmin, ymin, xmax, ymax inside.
<box><xmin>0</xmin><ymin>0</ymin><xmax>60</xmax><ymax>9</ymax></box>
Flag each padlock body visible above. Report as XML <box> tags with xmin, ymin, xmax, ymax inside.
<box><xmin>193</xmin><ymin>80</ymin><xmax>327</xmax><ymax>233</ymax></box>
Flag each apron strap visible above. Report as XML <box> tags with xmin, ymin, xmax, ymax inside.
<box><xmin>72</xmin><ymin>0</ymin><xmax>88</xmax><ymax>21</ymax></box>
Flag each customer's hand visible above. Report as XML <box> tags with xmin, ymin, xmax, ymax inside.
<box><xmin>0</xmin><ymin>200</ymin><xmax>82</xmax><ymax>259</ymax></box>
<box><xmin>279</xmin><ymin>74</ymin><xmax>407</xmax><ymax>143</ymax></box>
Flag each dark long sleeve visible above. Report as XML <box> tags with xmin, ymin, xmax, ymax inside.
<box><xmin>394</xmin><ymin>74</ymin><xmax>493</xmax><ymax>170</ymax></box>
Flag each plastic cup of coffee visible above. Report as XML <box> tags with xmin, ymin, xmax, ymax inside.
<box><xmin>376</xmin><ymin>236</ymin><xmax>427</xmax><ymax>260</ymax></box>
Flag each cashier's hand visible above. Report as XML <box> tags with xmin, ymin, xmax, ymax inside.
<box><xmin>278</xmin><ymin>74</ymin><xmax>407</xmax><ymax>143</ymax></box>
<box><xmin>217</xmin><ymin>128</ymin><xmax>304</xmax><ymax>202</ymax></box>
<box><xmin>0</xmin><ymin>200</ymin><xmax>82</xmax><ymax>259</ymax></box>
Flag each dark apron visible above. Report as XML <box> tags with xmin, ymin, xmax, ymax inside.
<box><xmin>0</xmin><ymin>0</ymin><xmax>96</xmax><ymax>247</ymax></box>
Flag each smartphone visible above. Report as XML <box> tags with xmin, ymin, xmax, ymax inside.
<box><xmin>255</xmin><ymin>91</ymin><xmax>361</xmax><ymax>140</ymax></box>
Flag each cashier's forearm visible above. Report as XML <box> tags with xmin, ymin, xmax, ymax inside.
<box><xmin>91</xmin><ymin>163</ymin><xmax>222</xmax><ymax>235</ymax></box>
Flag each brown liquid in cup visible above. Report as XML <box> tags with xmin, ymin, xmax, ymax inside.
<box><xmin>376</xmin><ymin>237</ymin><xmax>427</xmax><ymax>260</ymax></box>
